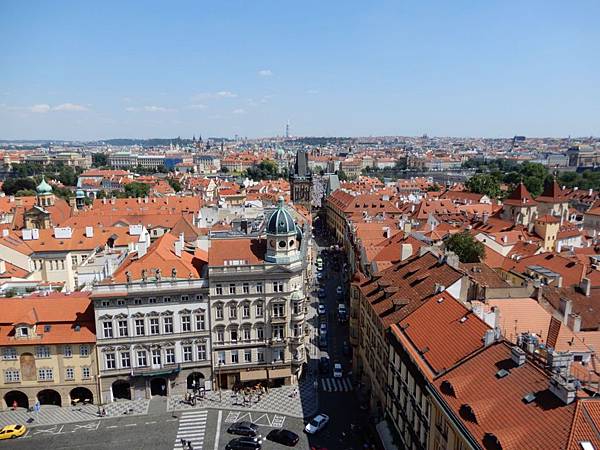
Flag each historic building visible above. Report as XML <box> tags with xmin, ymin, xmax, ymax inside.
<box><xmin>290</xmin><ymin>149</ymin><xmax>312</xmax><ymax>212</ymax></box>
<box><xmin>91</xmin><ymin>233</ymin><xmax>212</xmax><ymax>403</ymax></box>
<box><xmin>207</xmin><ymin>198</ymin><xmax>309</xmax><ymax>389</ymax></box>
<box><xmin>0</xmin><ymin>293</ymin><xmax>98</xmax><ymax>411</ymax></box>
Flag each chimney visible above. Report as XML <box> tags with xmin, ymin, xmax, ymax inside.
<box><xmin>580</xmin><ymin>277</ymin><xmax>591</xmax><ymax>297</ymax></box>
<box><xmin>567</xmin><ymin>313</ymin><xmax>582</xmax><ymax>333</ymax></box>
<box><xmin>2</xmin><ymin>229</ymin><xmax>8</xmax><ymax>238</ymax></box>
<box><xmin>144</xmin><ymin>196</ymin><xmax>149</xmax><ymax>203</ymax></box>
<box><xmin>511</xmin><ymin>346</ymin><xmax>526</xmax><ymax>366</ymax></box>
<box><xmin>549</xmin><ymin>374</ymin><xmax>577</xmax><ymax>405</ymax></box>
<box><xmin>110</xmin><ymin>197</ymin><xmax>116</xmax><ymax>205</ymax></box>
<box><xmin>484</xmin><ymin>329</ymin><xmax>495</xmax><ymax>347</ymax></box>
<box><xmin>85</xmin><ymin>226</ymin><xmax>94</xmax><ymax>238</ymax></box>
<box><xmin>445</xmin><ymin>252</ymin><xmax>460</xmax><ymax>269</ymax></box>
<box><xmin>102</xmin><ymin>197</ymin><xmax>107</xmax><ymax>204</ymax></box>
<box><xmin>0</xmin><ymin>260</ymin><xmax>6</xmax><ymax>274</ymax></box>
<box><xmin>559</xmin><ymin>297</ymin><xmax>572</xmax><ymax>324</ymax></box>
<box><xmin>400</xmin><ymin>243</ymin><xmax>413</xmax><ymax>261</ymax></box>
<box><xmin>15</xmin><ymin>197</ymin><xmax>23</xmax><ymax>207</ymax></box>
<box><xmin>383</xmin><ymin>226</ymin><xmax>391</xmax><ymax>239</ymax></box>
<box><xmin>174</xmin><ymin>239</ymin><xmax>183</xmax><ymax>258</ymax></box>
<box><xmin>482</xmin><ymin>212</ymin><xmax>489</xmax><ymax>224</ymax></box>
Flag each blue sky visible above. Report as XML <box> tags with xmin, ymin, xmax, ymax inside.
<box><xmin>1</xmin><ymin>1</ymin><xmax>599</xmax><ymax>140</ymax></box>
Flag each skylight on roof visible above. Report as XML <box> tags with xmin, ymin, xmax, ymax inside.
<box><xmin>496</xmin><ymin>369</ymin><xmax>510</xmax><ymax>379</ymax></box>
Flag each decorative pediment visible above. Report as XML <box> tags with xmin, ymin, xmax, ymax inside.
<box><xmin>181</xmin><ymin>340</ymin><xmax>193</xmax><ymax>345</ymax></box>
<box><xmin>116</xmin><ymin>345</ymin><xmax>130</xmax><ymax>351</ymax></box>
<box><xmin>162</xmin><ymin>341</ymin><xmax>175</xmax><ymax>347</ymax></box>
<box><xmin>133</xmin><ymin>344</ymin><xmax>149</xmax><ymax>350</ymax></box>
<box><xmin>147</xmin><ymin>311</ymin><xmax>159</xmax><ymax>317</ymax></box>
<box><xmin>131</xmin><ymin>312</ymin><xmax>145</xmax><ymax>318</ymax></box>
<box><xmin>179</xmin><ymin>309</ymin><xmax>191</xmax><ymax>315</ymax></box>
<box><xmin>193</xmin><ymin>305</ymin><xmax>208</xmax><ymax>312</ymax></box>
<box><xmin>114</xmin><ymin>313</ymin><xmax>128</xmax><ymax>319</ymax></box>
<box><xmin>99</xmin><ymin>314</ymin><xmax>113</xmax><ymax>320</ymax></box>
<box><xmin>102</xmin><ymin>346</ymin><xmax>116</xmax><ymax>352</ymax></box>
<box><xmin>194</xmin><ymin>338</ymin><xmax>206</xmax><ymax>344</ymax></box>
<box><xmin>160</xmin><ymin>310</ymin><xmax>174</xmax><ymax>316</ymax></box>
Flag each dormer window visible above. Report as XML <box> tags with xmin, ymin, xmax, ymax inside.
<box><xmin>18</xmin><ymin>327</ymin><xmax>29</xmax><ymax>337</ymax></box>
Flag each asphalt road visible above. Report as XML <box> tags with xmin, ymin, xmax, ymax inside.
<box><xmin>3</xmin><ymin>408</ymin><xmax>311</xmax><ymax>450</ymax></box>
<box><xmin>304</xmin><ymin>230</ymin><xmax>372</xmax><ymax>450</ymax></box>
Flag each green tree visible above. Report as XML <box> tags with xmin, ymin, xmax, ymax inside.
<box><xmin>337</xmin><ymin>169</ymin><xmax>348</xmax><ymax>181</ymax></box>
<box><xmin>58</xmin><ymin>166</ymin><xmax>78</xmax><ymax>186</ymax></box>
<box><xmin>466</xmin><ymin>174</ymin><xmax>501</xmax><ymax>198</ymax></box>
<box><xmin>524</xmin><ymin>175</ymin><xmax>544</xmax><ymax>197</ymax></box>
<box><xmin>445</xmin><ymin>231</ymin><xmax>485</xmax><ymax>263</ymax></box>
<box><xmin>1</xmin><ymin>178</ymin><xmax>37</xmax><ymax>195</ymax></box>
<box><xmin>123</xmin><ymin>182</ymin><xmax>150</xmax><ymax>198</ymax></box>
<box><xmin>167</xmin><ymin>178</ymin><xmax>182</xmax><ymax>192</ymax></box>
<box><xmin>92</xmin><ymin>153</ymin><xmax>108</xmax><ymax>167</ymax></box>
<box><xmin>14</xmin><ymin>189</ymin><xmax>37</xmax><ymax>197</ymax></box>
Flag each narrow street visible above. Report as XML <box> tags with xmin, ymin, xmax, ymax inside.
<box><xmin>304</xmin><ymin>222</ymin><xmax>378</xmax><ymax>450</ymax></box>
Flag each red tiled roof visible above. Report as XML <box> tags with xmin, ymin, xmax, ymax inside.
<box><xmin>208</xmin><ymin>238</ymin><xmax>266</xmax><ymax>266</ymax></box>
<box><xmin>397</xmin><ymin>292</ymin><xmax>489</xmax><ymax>375</ymax></box>
<box><xmin>434</xmin><ymin>342</ymin><xmax>578</xmax><ymax>450</ymax></box>
<box><xmin>504</xmin><ymin>182</ymin><xmax>537</xmax><ymax>206</ymax></box>
<box><xmin>567</xmin><ymin>400</ymin><xmax>600</xmax><ymax>450</ymax></box>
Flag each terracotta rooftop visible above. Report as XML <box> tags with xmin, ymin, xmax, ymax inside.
<box><xmin>434</xmin><ymin>341</ymin><xmax>579</xmax><ymax>450</ymax></box>
<box><xmin>397</xmin><ymin>291</ymin><xmax>490</xmax><ymax>376</ymax></box>
<box><xmin>0</xmin><ymin>292</ymin><xmax>95</xmax><ymax>345</ymax></box>
<box><xmin>208</xmin><ymin>238</ymin><xmax>266</xmax><ymax>266</ymax></box>
<box><xmin>503</xmin><ymin>182</ymin><xmax>537</xmax><ymax>206</ymax></box>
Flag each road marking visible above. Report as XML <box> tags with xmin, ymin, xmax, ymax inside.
<box><xmin>124</xmin><ymin>423</ymin><xmax>137</xmax><ymax>427</ymax></box>
<box><xmin>145</xmin><ymin>421</ymin><xmax>157</xmax><ymax>425</ymax></box>
<box><xmin>106</xmin><ymin>425</ymin><xmax>118</xmax><ymax>429</ymax></box>
<box><xmin>213</xmin><ymin>410</ymin><xmax>222</xmax><ymax>450</ymax></box>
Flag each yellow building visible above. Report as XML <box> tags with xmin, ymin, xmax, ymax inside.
<box><xmin>533</xmin><ymin>214</ymin><xmax>561</xmax><ymax>252</ymax></box>
<box><xmin>0</xmin><ymin>292</ymin><xmax>98</xmax><ymax>411</ymax></box>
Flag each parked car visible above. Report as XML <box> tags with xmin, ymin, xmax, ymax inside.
<box><xmin>225</xmin><ymin>437</ymin><xmax>262</xmax><ymax>450</ymax></box>
<box><xmin>342</xmin><ymin>341</ymin><xmax>351</xmax><ymax>356</ymax></box>
<box><xmin>305</xmin><ymin>414</ymin><xmax>330</xmax><ymax>434</ymax></box>
<box><xmin>318</xmin><ymin>334</ymin><xmax>328</xmax><ymax>349</ymax></box>
<box><xmin>266</xmin><ymin>429</ymin><xmax>300</xmax><ymax>446</ymax></box>
<box><xmin>319</xmin><ymin>356</ymin><xmax>330</xmax><ymax>374</ymax></box>
<box><xmin>318</xmin><ymin>288</ymin><xmax>326</xmax><ymax>298</ymax></box>
<box><xmin>333</xmin><ymin>363</ymin><xmax>343</xmax><ymax>378</ymax></box>
<box><xmin>318</xmin><ymin>304</ymin><xmax>326</xmax><ymax>315</ymax></box>
<box><xmin>320</xmin><ymin>322</ymin><xmax>328</xmax><ymax>333</ymax></box>
<box><xmin>0</xmin><ymin>424</ymin><xmax>26</xmax><ymax>440</ymax></box>
<box><xmin>316</xmin><ymin>272</ymin><xmax>323</xmax><ymax>280</ymax></box>
<box><xmin>227</xmin><ymin>421</ymin><xmax>260</xmax><ymax>437</ymax></box>
<box><xmin>338</xmin><ymin>303</ymin><xmax>347</xmax><ymax>315</ymax></box>
<box><xmin>336</xmin><ymin>286</ymin><xmax>342</xmax><ymax>295</ymax></box>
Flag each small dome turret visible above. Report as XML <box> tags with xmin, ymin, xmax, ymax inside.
<box><xmin>36</xmin><ymin>177</ymin><xmax>53</xmax><ymax>194</ymax></box>
<box><xmin>266</xmin><ymin>197</ymin><xmax>296</xmax><ymax>235</ymax></box>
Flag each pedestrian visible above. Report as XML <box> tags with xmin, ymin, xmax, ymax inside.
<box><xmin>102</xmin><ymin>407</ymin><xmax>107</xmax><ymax>417</ymax></box>
<box><xmin>12</xmin><ymin>400</ymin><xmax>17</xmax><ymax>411</ymax></box>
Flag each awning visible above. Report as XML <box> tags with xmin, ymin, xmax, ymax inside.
<box><xmin>269</xmin><ymin>367</ymin><xmax>292</xmax><ymax>379</ymax></box>
<box><xmin>240</xmin><ymin>370</ymin><xmax>268</xmax><ymax>381</ymax></box>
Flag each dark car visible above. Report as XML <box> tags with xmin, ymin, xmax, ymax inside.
<box><xmin>318</xmin><ymin>334</ymin><xmax>328</xmax><ymax>349</ymax></box>
<box><xmin>266</xmin><ymin>429</ymin><xmax>300</xmax><ymax>446</ymax></box>
<box><xmin>342</xmin><ymin>341</ymin><xmax>351</xmax><ymax>356</ymax></box>
<box><xmin>319</xmin><ymin>356</ymin><xmax>330</xmax><ymax>374</ymax></box>
<box><xmin>227</xmin><ymin>421</ymin><xmax>260</xmax><ymax>437</ymax></box>
<box><xmin>225</xmin><ymin>437</ymin><xmax>262</xmax><ymax>450</ymax></box>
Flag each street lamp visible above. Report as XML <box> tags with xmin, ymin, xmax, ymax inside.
<box><xmin>218</xmin><ymin>361</ymin><xmax>223</xmax><ymax>402</ymax></box>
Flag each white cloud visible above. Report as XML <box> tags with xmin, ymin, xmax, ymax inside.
<box><xmin>306</xmin><ymin>89</ymin><xmax>319</xmax><ymax>95</ymax></box>
<box><xmin>29</xmin><ymin>104</ymin><xmax>51</xmax><ymax>113</ymax></box>
<box><xmin>232</xmin><ymin>108</ymin><xmax>246</xmax><ymax>115</ymax></box>
<box><xmin>188</xmin><ymin>103</ymin><xmax>207</xmax><ymax>110</ymax></box>
<box><xmin>216</xmin><ymin>91</ymin><xmax>237</xmax><ymax>98</ymax></box>
<box><xmin>125</xmin><ymin>105</ymin><xmax>175</xmax><ymax>112</ymax></box>
<box><xmin>53</xmin><ymin>103</ymin><xmax>89</xmax><ymax>112</ymax></box>
<box><xmin>258</xmin><ymin>69</ymin><xmax>273</xmax><ymax>77</ymax></box>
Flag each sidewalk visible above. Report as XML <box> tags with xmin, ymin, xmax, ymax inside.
<box><xmin>0</xmin><ymin>398</ymin><xmax>150</xmax><ymax>428</ymax></box>
<box><xmin>167</xmin><ymin>376</ymin><xmax>319</xmax><ymax>418</ymax></box>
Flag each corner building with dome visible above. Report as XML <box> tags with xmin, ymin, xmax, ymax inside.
<box><xmin>207</xmin><ymin>198</ymin><xmax>310</xmax><ymax>388</ymax></box>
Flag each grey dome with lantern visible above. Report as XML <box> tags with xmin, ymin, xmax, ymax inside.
<box><xmin>266</xmin><ymin>197</ymin><xmax>296</xmax><ymax>235</ymax></box>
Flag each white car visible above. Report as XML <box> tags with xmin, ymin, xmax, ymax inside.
<box><xmin>336</xmin><ymin>286</ymin><xmax>342</xmax><ymax>295</ymax></box>
<box><xmin>318</xmin><ymin>304</ymin><xmax>326</xmax><ymax>315</ymax></box>
<box><xmin>333</xmin><ymin>363</ymin><xmax>343</xmax><ymax>378</ymax></box>
<box><xmin>305</xmin><ymin>414</ymin><xmax>330</xmax><ymax>434</ymax></box>
<box><xmin>320</xmin><ymin>322</ymin><xmax>328</xmax><ymax>333</ymax></box>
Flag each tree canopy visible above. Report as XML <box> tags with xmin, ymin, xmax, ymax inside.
<box><xmin>2</xmin><ymin>177</ymin><xmax>37</xmax><ymax>195</ymax></box>
<box><xmin>245</xmin><ymin>160</ymin><xmax>280</xmax><ymax>181</ymax></box>
<box><xmin>123</xmin><ymin>182</ymin><xmax>150</xmax><ymax>198</ymax></box>
<box><xmin>465</xmin><ymin>174</ymin><xmax>501</xmax><ymax>198</ymax></box>
<box><xmin>445</xmin><ymin>231</ymin><xmax>485</xmax><ymax>263</ymax></box>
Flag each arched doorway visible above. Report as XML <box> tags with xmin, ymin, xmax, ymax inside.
<box><xmin>70</xmin><ymin>387</ymin><xmax>94</xmax><ymax>405</ymax></box>
<box><xmin>187</xmin><ymin>372</ymin><xmax>205</xmax><ymax>390</ymax></box>
<box><xmin>112</xmin><ymin>380</ymin><xmax>131</xmax><ymax>400</ymax></box>
<box><xmin>4</xmin><ymin>391</ymin><xmax>28</xmax><ymax>409</ymax></box>
<box><xmin>38</xmin><ymin>389</ymin><xmax>62</xmax><ymax>406</ymax></box>
<box><xmin>150</xmin><ymin>378</ymin><xmax>167</xmax><ymax>396</ymax></box>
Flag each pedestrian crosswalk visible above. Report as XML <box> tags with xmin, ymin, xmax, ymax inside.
<box><xmin>174</xmin><ymin>409</ymin><xmax>208</xmax><ymax>449</ymax></box>
<box><xmin>321</xmin><ymin>377</ymin><xmax>353</xmax><ymax>392</ymax></box>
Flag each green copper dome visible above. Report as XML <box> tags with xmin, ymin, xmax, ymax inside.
<box><xmin>36</xmin><ymin>177</ymin><xmax>53</xmax><ymax>194</ymax></box>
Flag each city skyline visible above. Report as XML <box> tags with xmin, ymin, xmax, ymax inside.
<box><xmin>1</xmin><ymin>1</ymin><xmax>599</xmax><ymax>140</ymax></box>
